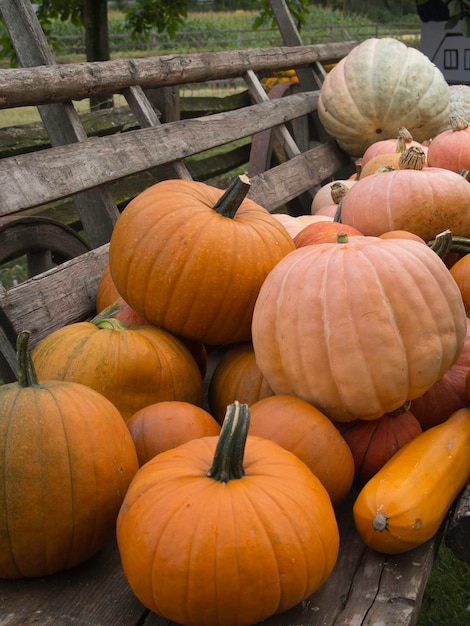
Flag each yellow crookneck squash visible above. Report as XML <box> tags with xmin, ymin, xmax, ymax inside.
<box><xmin>353</xmin><ymin>408</ymin><xmax>470</xmax><ymax>554</ymax></box>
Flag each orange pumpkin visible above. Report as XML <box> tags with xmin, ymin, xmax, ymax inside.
<box><xmin>339</xmin><ymin>166</ymin><xmax>470</xmax><ymax>241</ymax></box>
<box><xmin>293</xmin><ymin>220</ymin><xmax>363</xmax><ymax>247</ymax></box>
<box><xmin>450</xmin><ymin>253</ymin><xmax>470</xmax><ymax>311</ymax></box>
<box><xmin>96</xmin><ymin>264</ymin><xmax>208</xmax><ymax>378</ymax></box>
<box><xmin>251</xmin><ymin>235</ymin><xmax>467</xmax><ymax>422</ymax></box>
<box><xmin>337</xmin><ymin>405</ymin><xmax>422</xmax><ymax>484</ymax></box>
<box><xmin>208</xmin><ymin>342</ymin><xmax>273</xmax><ymax>424</ymax></box>
<box><xmin>31</xmin><ymin>318</ymin><xmax>203</xmax><ymax>423</ymax></box>
<box><xmin>427</xmin><ymin>116</ymin><xmax>470</xmax><ymax>173</ymax></box>
<box><xmin>360</xmin><ymin>127</ymin><xmax>426</xmax><ymax>169</ymax></box>
<box><xmin>411</xmin><ymin>318</ymin><xmax>470</xmax><ymax>430</ymax></box>
<box><xmin>249</xmin><ymin>395</ymin><xmax>354</xmax><ymax>505</ymax></box>
<box><xmin>378</xmin><ymin>230</ymin><xmax>427</xmax><ymax>244</ymax></box>
<box><xmin>96</xmin><ymin>263</ymin><xmax>149</xmax><ymax>326</ymax></box>
<box><xmin>127</xmin><ymin>400</ymin><xmax>220</xmax><ymax>466</ymax></box>
<box><xmin>108</xmin><ymin>176</ymin><xmax>295</xmax><ymax>345</ymax></box>
<box><xmin>117</xmin><ymin>401</ymin><xmax>339</xmax><ymax>625</ymax></box>
<box><xmin>0</xmin><ymin>331</ymin><xmax>138</xmax><ymax>578</ymax></box>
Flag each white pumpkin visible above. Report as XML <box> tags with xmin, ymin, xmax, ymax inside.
<box><xmin>318</xmin><ymin>38</ymin><xmax>450</xmax><ymax>157</ymax></box>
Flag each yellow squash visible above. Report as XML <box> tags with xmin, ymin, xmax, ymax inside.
<box><xmin>353</xmin><ymin>408</ymin><xmax>470</xmax><ymax>554</ymax></box>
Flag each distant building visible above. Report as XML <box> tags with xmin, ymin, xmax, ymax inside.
<box><xmin>420</xmin><ymin>20</ymin><xmax>470</xmax><ymax>85</ymax></box>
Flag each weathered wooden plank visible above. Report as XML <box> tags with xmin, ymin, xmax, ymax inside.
<box><xmin>0</xmin><ymin>92</ymin><xmax>319</xmax><ymax>214</ymax></box>
<box><xmin>0</xmin><ymin>42</ymin><xmax>357</xmax><ymax>109</ymax></box>
<box><xmin>0</xmin><ymin>0</ymin><xmax>120</xmax><ymax>248</ymax></box>
<box><xmin>0</xmin><ymin>494</ymin><xmax>439</xmax><ymax>626</ymax></box>
<box><xmin>445</xmin><ymin>481</ymin><xmax>470</xmax><ymax>562</ymax></box>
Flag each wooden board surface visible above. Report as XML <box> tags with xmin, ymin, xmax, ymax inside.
<box><xmin>0</xmin><ymin>488</ymin><xmax>437</xmax><ymax>626</ymax></box>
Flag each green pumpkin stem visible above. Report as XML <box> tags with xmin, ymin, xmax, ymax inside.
<box><xmin>90</xmin><ymin>301</ymin><xmax>123</xmax><ymax>325</ymax></box>
<box><xmin>207</xmin><ymin>400</ymin><xmax>250</xmax><ymax>482</ymax></box>
<box><xmin>93</xmin><ymin>317</ymin><xmax>128</xmax><ymax>331</ymax></box>
<box><xmin>427</xmin><ymin>229</ymin><xmax>470</xmax><ymax>258</ymax></box>
<box><xmin>212</xmin><ymin>175</ymin><xmax>251</xmax><ymax>218</ymax></box>
<box><xmin>16</xmin><ymin>330</ymin><xmax>41</xmax><ymax>388</ymax></box>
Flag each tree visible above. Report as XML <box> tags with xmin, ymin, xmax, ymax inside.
<box><xmin>416</xmin><ymin>0</ymin><xmax>470</xmax><ymax>36</ymax></box>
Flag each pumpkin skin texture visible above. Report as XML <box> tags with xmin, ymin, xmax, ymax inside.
<box><xmin>318</xmin><ymin>38</ymin><xmax>450</xmax><ymax>157</ymax></box>
<box><xmin>96</xmin><ymin>264</ymin><xmax>208</xmax><ymax>378</ymax></box>
<box><xmin>426</xmin><ymin>116</ymin><xmax>470</xmax><ymax>173</ymax></box>
<box><xmin>339</xmin><ymin>167</ymin><xmax>470</xmax><ymax>241</ymax></box>
<box><xmin>127</xmin><ymin>400</ymin><xmax>221</xmax><ymax>466</ymax></box>
<box><xmin>450</xmin><ymin>252</ymin><xmax>470</xmax><ymax>312</ymax></box>
<box><xmin>117</xmin><ymin>402</ymin><xmax>339</xmax><ymax>626</ymax></box>
<box><xmin>0</xmin><ymin>332</ymin><xmax>139</xmax><ymax>579</ymax></box>
<box><xmin>108</xmin><ymin>177</ymin><xmax>295</xmax><ymax>345</ymax></box>
<box><xmin>353</xmin><ymin>408</ymin><xmax>470</xmax><ymax>554</ymax></box>
<box><xmin>251</xmin><ymin>236</ymin><xmax>467</xmax><ymax>423</ymax></box>
<box><xmin>31</xmin><ymin>319</ymin><xmax>203</xmax><ymax>423</ymax></box>
<box><xmin>249</xmin><ymin>395</ymin><xmax>354</xmax><ymax>505</ymax></box>
<box><xmin>293</xmin><ymin>220</ymin><xmax>363</xmax><ymax>247</ymax></box>
<box><xmin>208</xmin><ymin>343</ymin><xmax>274</xmax><ymax>424</ymax></box>
<box><xmin>410</xmin><ymin>318</ymin><xmax>470</xmax><ymax>430</ymax></box>
<box><xmin>337</xmin><ymin>406</ymin><xmax>422</xmax><ymax>485</ymax></box>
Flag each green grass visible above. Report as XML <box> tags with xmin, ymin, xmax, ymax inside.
<box><xmin>418</xmin><ymin>543</ymin><xmax>470</xmax><ymax>625</ymax></box>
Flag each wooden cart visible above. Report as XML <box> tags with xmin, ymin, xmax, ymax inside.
<box><xmin>0</xmin><ymin>1</ymin><xmax>469</xmax><ymax>624</ymax></box>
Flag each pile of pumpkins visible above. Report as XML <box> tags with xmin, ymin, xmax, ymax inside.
<box><xmin>2</xmin><ymin>36</ymin><xmax>470</xmax><ymax>626</ymax></box>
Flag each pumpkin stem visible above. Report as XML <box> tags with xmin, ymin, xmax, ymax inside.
<box><xmin>16</xmin><ymin>330</ymin><xmax>41</xmax><ymax>388</ymax></box>
<box><xmin>91</xmin><ymin>300</ymin><xmax>123</xmax><ymax>325</ymax></box>
<box><xmin>93</xmin><ymin>317</ymin><xmax>128</xmax><ymax>331</ymax></box>
<box><xmin>207</xmin><ymin>400</ymin><xmax>250</xmax><ymax>482</ymax></box>
<box><xmin>333</xmin><ymin>198</ymin><xmax>343</xmax><ymax>223</ymax></box>
<box><xmin>212</xmin><ymin>175</ymin><xmax>251</xmax><ymax>219</ymax></box>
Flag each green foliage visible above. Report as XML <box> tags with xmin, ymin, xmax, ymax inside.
<box><xmin>253</xmin><ymin>0</ymin><xmax>310</xmax><ymax>30</ymax></box>
<box><xmin>121</xmin><ymin>0</ymin><xmax>188</xmax><ymax>39</ymax></box>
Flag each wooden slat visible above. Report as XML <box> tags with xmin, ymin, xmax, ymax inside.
<box><xmin>0</xmin><ymin>0</ymin><xmax>120</xmax><ymax>248</ymax></box>
<box><xmin>0</xmin><ymin>43</ymin><xmax>357</xmax><ymax>109</ymax></box>
<box><xmin>0</xmin><ymin>92</ymin><xmax>319</xmax><ymax>215</ymax></box>
<box><xmin>0</xmin><ymin>491</ymin><xmax>438</xmax><ymax>626</ymax></box>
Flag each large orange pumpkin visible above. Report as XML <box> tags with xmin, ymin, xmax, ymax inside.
<box><xmin>127</xmin><ymin>400</ymin><xmax>221</xmax><ymax>466</ymax></box>
<box><xmin>251</xmin><ymin>235</ymin><xmax>467</xmax><ymax>423</ymax></box>
<box><xmin>249</xmin><ymin>394</ymin><xmax>354</xmax><ymax>505</ymax></box>
<box><xmin>31</xmin><ymin>318</ymin><xmax>203</xmax><ymax>423</ymax></box>
<box><xmin>0</xmin><ymin>332</ymin><xmax>138</xmax><ymax>578</ymax></box>
<box><xmin>339</xmin><ymin>166</ymin><xmax>470</xmax><ymax>241</ymax></box>
<box><xmin>108</xmin><ymin>176</ymin><xmax>295</xmax><ymax>345</ymax></box>
<box><xmin>117</xmin><ymin>401</ymin><xmax>339</xmax><ymax>626</ymax></box>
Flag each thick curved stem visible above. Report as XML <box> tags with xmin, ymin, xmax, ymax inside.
<box><xmin>207</xmin><ymin>400</ymin><xmax>250</xmax><ymax>482</ymax></box>
<box><xmin>212</xmin><ymin>175</ymin><xmax>252</xmax><ymax>218</ymax></box>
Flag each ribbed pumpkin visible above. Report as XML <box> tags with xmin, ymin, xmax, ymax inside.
<box><xmin>127</xmin><ymin>400</ymin><xmax>221</xmax><ymax>466</ymax></box>
<box><xmin>339</xmin><ymin>166</ymin><xmax>470</xmax><ymax>241</ymax></box>
<box><xmin>251</xmin><ymin>235</ymin><xmax>467</xmax><ymax>423</ymax></box>
<box><xmin>249</xmin><ymin>395</ymin><xmax>354</xmax><ymax>505</ymax></box>
<box><xmin>450</xmin><ymin>253</ymin><xmax>470</xmax><ymax>311</ymax></box>
<box><xmin>96</xmin><ymin>264</ymin><xmax>208</xmax><ymax>378</ymax></box>
<box><xmin>337</xmin><ymin>405</ymin><xmax>422</xmax><ymax>484</ymax></box>
<box><xmin>318</xmin><ymin>37</ymin><xmax>450</xmax><ymax>157</ymax></box>
<box><xmin>360</xmin><ymin>127</ymin><xmax>426</xmax><ymax>170</ymax></box>
<box><xmin>31</xmin><ymin>318</ymin><xmax>203</xmax><ymax>423</ymax></box>
<box><xmin>293</xmin><ymin>220</ymin><xmax>363</xmax><ymax>247</ymax></box>
<box><xmin>208</xmin><ymin>343</ymin><xmax>273</xmax><ymax>424</ymax></box>
<box><xmin>108</xmin><ymin>176</ymin><xmax>295</xmax><ymax>345</ymax></box>
<box><xmin>426</xmin><ymin>116</ymin><xmax>470</xmax><ymax>173</ymax></box>
<box><xmin>410</xmin><ymin>318</ymin><xmax>470</xmax><ymax>430</ymax></box>
<box><xmin>0</xmin><ymin>332</ymin><xmax>138</xmax><ymax>579</ymax></box>
<box><xmin>117</xmin><ymin>401</ymin><xmax>339</xmax><ymax>626</ymax></box>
